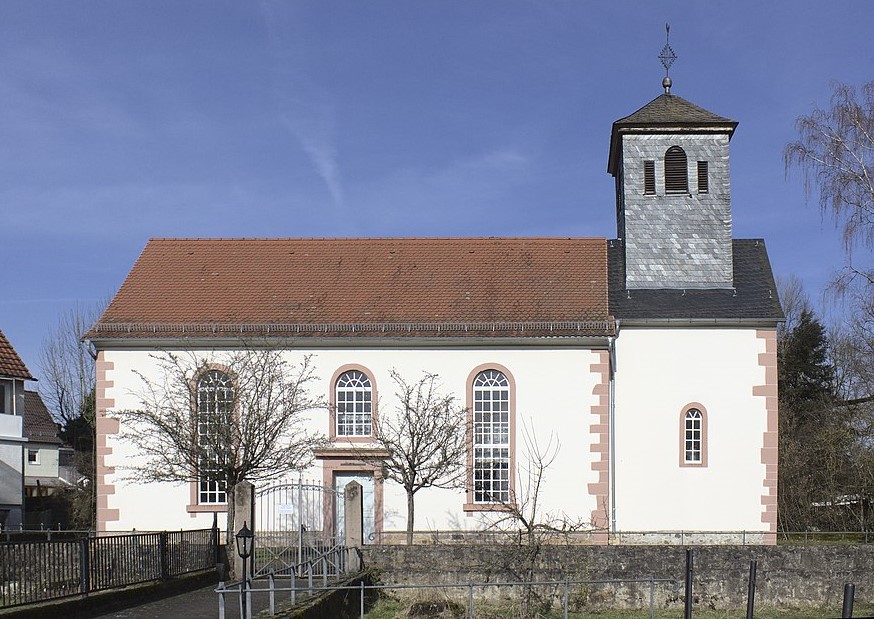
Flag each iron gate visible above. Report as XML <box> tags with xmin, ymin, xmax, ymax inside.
<box><xmin>253</xmin><ymin>479</ymin><xmax>344</xmax><ymax>577</ymax></box>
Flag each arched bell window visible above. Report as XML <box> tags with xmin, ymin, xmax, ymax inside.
<box><xmin>665</xmin><ymin>146</ymin><xmax>689</xmax><ymax>193</ymax></box>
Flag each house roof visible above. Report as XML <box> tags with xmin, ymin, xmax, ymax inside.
<box><xmin>608</xmin><ymin>238</ymin><xmax>785</xmax><ymax>323</ymax></box>
<box><xmin>608</xmin><ymin>92</ymin><xmax>738</xmax><ymax>175</ymax></box>
<box><xmin>23</xmin><ymin>391</ymin><xmax>62</xmax><ymax>445</ymax></box>
<box><xmin>88</xmin><ymin>237</ymin><xmax>614</xmax><ymax>340</ymax></box>
<box><xmin>0</xmin><ymin>328</ymin><xmax>35</xmax><ymax>381</ymax></box>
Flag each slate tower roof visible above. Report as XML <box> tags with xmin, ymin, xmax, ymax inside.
<box><xmin>608</xmin><ymin>93</ymin><xmax>738</xmax><ymax>175</ymax></box>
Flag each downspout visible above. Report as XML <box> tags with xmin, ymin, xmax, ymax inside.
<box><xmin>608</xmin><ymin>321</ymin><xmax>619</xmax><ymax>536</ymax></box>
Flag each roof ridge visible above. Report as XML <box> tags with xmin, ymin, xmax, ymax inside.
<box><xmin>146</xmin><ymin>236</ymin><xmax>607</xmax><ymax>243</ymax></box>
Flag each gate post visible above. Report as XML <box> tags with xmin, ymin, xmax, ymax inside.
<box><xmin>344</xmin><ymin>481</ymin><xmax>364</xmax><ymax>571</ymax></box>
<box><xmin>233</xmin><ymin>481</ymin><xmax>255</xmax><ymax>581</ymax></box>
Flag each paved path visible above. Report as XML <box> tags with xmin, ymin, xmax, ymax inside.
<box><xmin>85</xmin><ymin>579</ymin><xmax>299</xmax><ymax>619</ymax></box>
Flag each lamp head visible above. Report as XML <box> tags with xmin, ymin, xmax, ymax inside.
<box><xmin>235</xmin><ymin>521</ymin><xmax>254</xmax><ymax>559</ymax></box>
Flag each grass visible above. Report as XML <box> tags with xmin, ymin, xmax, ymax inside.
<box><xmin>363</xmin><ymin>594</ymin><xmax>874</xmax><ymax>618</ymax></box>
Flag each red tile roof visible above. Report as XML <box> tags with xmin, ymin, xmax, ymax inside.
<box><xmin>0</xmin><ymin>328</ymin><xmax>34</xmax><ymax>380</ymax></box>
<box><xmin>90</xmin><ymin>238</ymin><xmax>613</xmax><ymax>339</ymax></box>
<box><xmin>23</xmin><ymin>391</ymin><xmax>62</xmax><ymax>445</ymax></box>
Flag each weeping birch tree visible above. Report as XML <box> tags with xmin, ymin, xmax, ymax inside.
<box><xmin>785</xmin><ymin>80</ymin><xmax>874</xmax><ymax>288</ymax></box>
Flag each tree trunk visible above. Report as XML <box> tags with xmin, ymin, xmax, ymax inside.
<box><xmin>406</xmin><ymin>489</ymin><xmax>415</xmax><ymax>545</ymax></box>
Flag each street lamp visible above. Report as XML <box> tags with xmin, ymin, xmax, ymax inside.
<box><xmin>236</xmin><ymin>522</ymin><xmax>254</xmax><ymax>619</ymax></box>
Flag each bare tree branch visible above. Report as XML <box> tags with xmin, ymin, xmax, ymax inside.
<box><xmin>785</xmin><ymin>80</ymin><xmax>874</xmax><ymax>289</ymax></box>
<box><xmin>479</xmin><ymin>421</ymin><xmax>595</xmax><ymax>618</ymax></box>
<box><xmin>38</xmin><ymin>302</ymin><xmax>104</xmax><ymax>426</ymax></box>
<box><xmin>366</xmin><ymin>369</ymin><xmax>468</xmax><ymax>545</ymax></box>
<box><xmin>117</xmin><ymin>346</ymin><xmax>326</xmax><ymax>538</ymax></box>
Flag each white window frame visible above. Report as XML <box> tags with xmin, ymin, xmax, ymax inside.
<box><xmin>680</xmin><ymin>404</ymin><xmax>708</xmax><ymax>467</ymax></box>
<box><xmin>196</xmin><ymin>369</ymin><xmax>233</xmax><ymax>504</ymax></box>
<box><xmin>27</xmin><ymin>449</ymin><xmax>39</xmax><ymax>465</ymax></box>
<box><xmin>335</xmin><ymin>370</ymin><xmax>373</xmax><ymax>437</ymax></box>
<box><xmin>472</xmin><ymin>370</ymin><xmax>511</xmax><ymax>504</ymax></box>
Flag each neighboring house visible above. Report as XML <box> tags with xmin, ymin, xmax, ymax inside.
<box><xmin>0</xmin><ymin>329</ymin><xmax>35</xmax><ymax>530</ymax></box>
<box><xmin>87</xmin><ymin>83</ymin><xmax>783</xmax><ymax>542</ymax></box>
<box><xmin>23</xmin><ymin>390</ymin><xmax>71</xmax><ymax>497</ymax></box>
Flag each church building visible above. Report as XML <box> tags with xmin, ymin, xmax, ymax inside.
<box><xmin>88</xmin><ymin>80</ymin><xmax>783</xmax><ymax>544</ymax></box>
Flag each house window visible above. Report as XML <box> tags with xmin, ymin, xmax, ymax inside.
<box><xmin>336</xmin><ymin>370</ymin><xmax>373</xmax><ymax>436</ymax></box>
<box><xmin>643</xmin><ymin>160</ymin><xmax>655</xmax><ymax>194</ymax></box>
<box><xmin>665</xmin><ymin>146</ymin><xmax>689</xmax><ymax>193</ymax></box>
<box><xmin>27</xmin><ymin>449</ymin><xmax>39</xmax><ymax>465</ymax></box>
<box><xmin>196</xmin><ymin>369</ymin><xmax>234</xmax><ymax>504</ymax></box>
<box><xmin>680</xmin><ymin>404</ymin><xmax>708</xmax><ymax>467</ymax></box>
<box><xmin>697</xmin><ymin>161</ymin><xmax>709</xmax><ymax>193</ymax></box>
<box><xmin>473</xmin><ymin>370</ymin><xmax>511</xmax><ymax>504</ymax></box>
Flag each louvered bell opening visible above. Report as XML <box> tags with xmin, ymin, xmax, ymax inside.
<box><xmin>643</xmin><ymin>160</ymin><xmax>655</xmax><ymax>194</ymax></box>
<box><xmin>697</xmin><ymin>161</ymin><xmax>709</xmax><ymax>193</ymax></box>
<box><xmin>664</xmin><ymin>146</ymin><xmax>688</xmax><ymax>193</ymax></box>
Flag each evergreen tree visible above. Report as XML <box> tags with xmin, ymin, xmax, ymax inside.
<box><xmin>778</xmin><ymin>309</ymin><xmax>845</xmax><ymax>531</ymax></box>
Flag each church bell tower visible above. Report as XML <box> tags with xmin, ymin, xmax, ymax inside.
<box><xmin>607</xmin><ymin>31</ymin><xmax>738</xmax><ymax>290</ymax></box>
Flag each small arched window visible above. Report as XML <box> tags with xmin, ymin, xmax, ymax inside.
<box><xmin>336</xmin><ymin>370</ymin><xmax>373</xmax><ymax>436</ymax></box>
<box><xmin>665</xmin><ymin>146</ymin><xmax>689</xmax><ymax>193</ymax></box>
<box><xmin>680</xmin><ymin>404</ymin><xmax>708</xmax><ymax>467</ymax></box>
<box><xmin>196</xmin><ymin>369</ymin><xmax>234</xmax><ymax>503</ymax></box>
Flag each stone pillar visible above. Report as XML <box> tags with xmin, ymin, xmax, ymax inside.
<box><xmin>344</xmin><ymin>480</ymin><xmax>363</xmax><ymax>571</ymax></box>
<box><xmin>232</xmin><ymin>480</ymin><xmax>254</xmax><ymax>581</ymax></box>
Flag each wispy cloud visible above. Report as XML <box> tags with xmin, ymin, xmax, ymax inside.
<box><xmin>280</xmin><ymin>107</ymin><xmax>344</xmax><ymax>213</ymax></box>
<box><xmin>258</xmin><ymin>1</ymin><xmax>347</xmax><ymax>225</ymax></box>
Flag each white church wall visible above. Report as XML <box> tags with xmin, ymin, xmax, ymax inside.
<box><xmin>98</xmin><ymin>345</ymin><xmax>604</xmax><ymax>534</ymax></box>
<box><xmin>612</xmin><ymin>327</ymin><xmax>769</xmax><ymax>533</ymax></box>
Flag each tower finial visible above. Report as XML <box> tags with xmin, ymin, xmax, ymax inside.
<box><xmin>659</xmin><ymin>23</ymin><xmax>677</xmax><ymax>94</ymax></box>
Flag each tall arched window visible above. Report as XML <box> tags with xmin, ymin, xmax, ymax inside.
<box><xmin>665</xmin><ymin>146</ymin><xmax>689</xmax><ymax>193</ymax></box>
<box><xmin>196</xmin><ymin>369</ymin><xmax>234</xmax><ymax>504</ymax></box>
<box><xmin>336</xmin><ymin>370</ymin><xmax>373</xmax><ymax>436</ymax></box>
<box><xmin>472</xmin><ymin>369</ymin><xmax>511</xmax><ymax>503</ymax></box>
<box><xmin>680</xmin><ymin>404</ymin><xmax>708</xmax><ymax>467</ymax></box>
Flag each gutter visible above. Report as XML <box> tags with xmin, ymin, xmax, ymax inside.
<box><xmin>608</xmin><ymin>324</ymin><xmax>618</xmax><ymax>536</ymax></box>
<box><xmin>616</xmin><ymin>317</ymin><xmax>782</xmax><ymax>328</ymax></box>
<box><xmin>85</xmin><ymin>334</ymin><xmax>615</xmax><ymax>350</ymax></box>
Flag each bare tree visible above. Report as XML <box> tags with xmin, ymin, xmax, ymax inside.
<box><xmin>38</xmin><ymin>302</ymin><xmax>105</xmax><ymax>529</ymax></box>
<box><xmin>368</xmin><ymin>370</ymin><xmax>468</xmax><ymax>545</ymax></box>
<box><xmin>481</xmin><ymin>422</ymin><xmax>592</xmax><ymax>618</ymax></box>
<box><xmin>38</xmin><ymin>303</ymin><xmax>104</xmax><ymax>426</ymax></box>
<box><xmin>785</xmin><ymin>80</ymin><xmax>874</xmax><ymax>287</ymax></box>
<box><xmin>776</xmin><ymin>274</ymin><xmax>811</xmax><ymax>338</ymax></box>
<box><xmin>119</xmin><ymin>347</ymin><xmax>326</xmax><ymax>539</ymax></box>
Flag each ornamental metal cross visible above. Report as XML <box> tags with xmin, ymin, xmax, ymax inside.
<box><xmin>659</xmin><ymin>23</ymin><xmax>677</xmax><ymax>76</ymax></box>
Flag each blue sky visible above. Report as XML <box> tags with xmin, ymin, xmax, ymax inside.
<box><xmin>1</xmin><ymin>1</ymin><xmax>872</xmax><ymax>377</ymax></box>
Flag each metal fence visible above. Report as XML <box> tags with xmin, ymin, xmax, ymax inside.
<box><xmin>218</xmin><ymin>575</ymin><xmax>676</xmax><ymax>619</ymax></box>
<box><xmin>218</xmin><ymin>544</ymin><xmax>352</xmax><ymax>619</ymax></box>
<box><xmin>0</xmin><ymin>528</ymin><xmax>217</xmax><ymax>609</ymax></box>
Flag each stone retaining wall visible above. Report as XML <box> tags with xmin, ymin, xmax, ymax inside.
<box><xmin>361</xmin><ymin>544</ymin><xmax>874</xmax><ymax>610</ymax></box>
